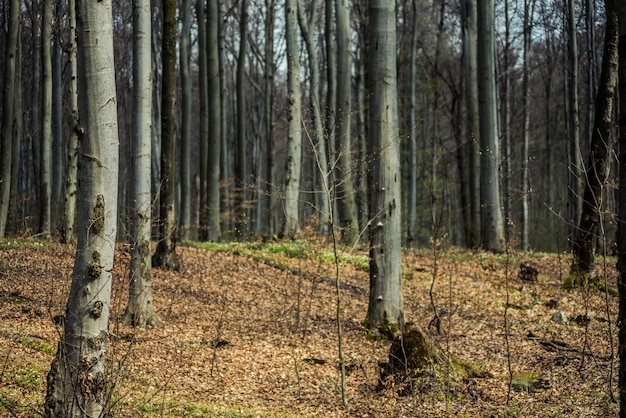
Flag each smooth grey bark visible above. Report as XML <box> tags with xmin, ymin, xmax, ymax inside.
<box><xmin>502</xmin><ymin>0</ymin><xmax>512</xmax><ymax>241</ymax></box>
<box><xmin>297</xmin><ymin>0</ymin><xmax>330</xmax><ymax>237</ymax></box>
<box><xmin>197</xmin><ymin>0</ymin><xmax>209</xmax><ymax>239</ymax></box>
<box><xmin>264</xmin><ymin>0</ymin><xmax>276</xmax><ymax>236</ymax></box>
<box><xmin>0</xmin><ymin>0</ymin><xmax>19</xmax><ymax>237</ymax></box>
<box><xmin>235</xmin><ymin>0</ymin><xmax>248</xmax><ymax>239</ymax></box>
<box><xmin>153</xmin><ymin>0</ymin><xmax>181</xmax><ymax>270</ymax></box>
<box><xmin>8</xmin><ymin>35</ymin><xmax>22</xmax><ymax>234</ymax></box>
<box><xmin>207</xmin><ymin>0</ymin><xmax>221</xmax><ymax>241</ymax></box>
<box><xmin>31</xmin><ymin>3</ymin><xmax>41</xmax><ymax>208</ymax></box>
<box><xmin>365</xmin><ymin>0</ymin><xmax>404</xmax><ymax>333</ymax></box>
<box><xmin>567</xmin><ymin>0</ymin><xmax>582</xmax><ymax>247</ymax></box>
<box><xmin>570</xmin><ymin>0</ymin><xmax>618</xmax><ymax>281</ymax></box>
<box><xmin>461</xmin><ymin>0</ymin><xmax>480</xmax><ymax>248</ymax></box>
<box><xmin>334</xmin><ymin>0</ymin><xmax>357</xmax><ymax>244</ymax></box>
<box><xmin>63</xmin><ymin>0</ymin><xmax>79</xmax><ymax>243</ymax></box>
<box><xmin>52</xmin><ymin>32</ymin><xmax>63</xmax><ymax>224</ymax></box>
<box><xmin>281</xmin><ymin>0</ymin><xmax>302</xmax><ymax>238</ymax></box>
<box><xmin>477</xmin><ymin>0</ymin><xmax>505</xmax><ymax>252</ymax></box>
<box><xmin>407</xmin><ymin>0</ymin><xmax>418</xmax><ymax>246</ymax></box>
<box><xmin>325</xmin><ymin>0</ymin><xmax>336</xmax><ymax>206</ymax></box>
<box><xmin>44</xmin><ymin>0</ymin><xmax>119</xmax><ymax>414</ymax></box>
<box><xmin>40</xmin><ymin>0</ymin><xmax>52</xmax><ymax>237</ymax></box>
<box><xmin>179</xmin><ymin>0</ymin><xmax>192</xmax><ymax>240</ymax></box>
<box><xmin>123</xmin><ymin>0</ymin><xmax>158</xmax><ymax>327</ymax></box>
<box><xmin>521</xmin><ymin>0</ymin><xmax>536</xmax><ymax>251</ymax></box>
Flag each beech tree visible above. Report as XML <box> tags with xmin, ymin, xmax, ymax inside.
<box><xmin>44</xmin><ymin>0</ymin><xmax>120</xmax><ymax>413</ymax></box>
<box><xmin>365</xmin><ymin>0</ymin><xmax>404</xmax><ymax>333</ymax></box>
<box><xmin>40</xmin><ymin>0</ymin><xmax>52</xmax><ymax>237</ymax></box>
<box><xmin>616</xmin><ymin>1</ymin><xmax>626</xmax><ymax>415</ymax></box>
<box><xmin>152</xmin><ymin>0</ymin><xmax>181</xmax><ymax>270</ymax></box>
<box><xmin>570</xmin><ymin>0</ymin><xmax>618</xmax><ymax>283</ymax></box>
<box><xmin>281</xmin><ymin>0</ymin><xmax>302</xmax><ymax>238</ymax></box>
<box><xmin>0</xmin><ymin>0</ymin><xmax>19</xmax><ymax>237</ymax></box>
<box><xmin>477</xmin><ymin>0</ymin><xmax>505</xmax><ymax>252</ymax></box>
<box><xmin>207</xmin><ymin>0</ymin><xmax>221</xmax><ymax>241</ymax></box>
<box><xmin>123</xmin><ymin>0</ymin><xmax>158</xmax><ymax>327</ymax></box>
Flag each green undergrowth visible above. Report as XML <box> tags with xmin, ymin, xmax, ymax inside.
<box><xmin>0</xmin><ymin>238</ymin><xmax>54</xmax><ymax>251</ymax></box>
<box><xmin>183</xmin><ymin>240</ymin><xmax>369</xmax><ymax>271</ymax></box>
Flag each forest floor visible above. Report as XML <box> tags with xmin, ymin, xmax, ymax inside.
<box><xmin>0</xmin><ymin>237</ymin><xmax>621</xmax><ymax>417</ymax></box>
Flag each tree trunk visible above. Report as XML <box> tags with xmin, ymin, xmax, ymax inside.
<box><xmin>235</xmin><ymin>0</ymin><xmax>249</xmax><ymax>239</ymax></box>
<box><xmin>264</xmin><ymin>0</ymin><xmax>276</xmax><ymax>236</ymax></box>
<box><xmin>40</xmin><ymin>0</ymin><xmax>52</xmax><ymax>237</ymax></box>
<box><xmin>615</xmin><ymin>3</ymin><xmax>626</xmax><ymax>416</ymax></box>
<box><xmin>570</xmin><ymin>0</ymin><xmax>618</xmax><ymax>283</ymax></box>
<box><xmin>179</xmin><ymin>0</ymin><xmax>192</xmax><ymax>240</ymax></box>
<box><xmin>44</xmin><ymin>0</ymin><xmax>119</xmax><ymax>414</ymax></box>
<box><xmin>334</xmin><ymin>0</ymin><xmax>358</xmax><ymax>244</ymax></box>
<box><xmin>63</xmin><ymin>0</ymin><xmax>79</xmax><ymax>243</ymax></box>
<box><xmin>567</xmin><ymin>0</ymin><xmax>582</xmax><ymax>248</ymax></box>
<box><xmin>365</xmin><ymin>0</ymin><xmax>404</xmax><ymax>334</ymax></box>
<box><xmin>477</xmin><ymin>0</ymin><xmax>505</xmax><ymax>253</ymax></box>
<box><xmin>197</xmin><ymin>0</ymin><xmax>209</xmax><ymax>240</ymax></box>
<box><xmin>0</xmin><ymin>0</ymin><xmax>19</xmax><ymax>237</ymax></box>
<box><xmin>521</xmin><ymin>0</ymin><xmax>536</xmax><ymax>251</ymax></box>
<box><xmin>153</xmin><ymin>0</ymin><xmax>181</xmax><ymax>271</ymax></box>
<box><xmin>325</xmin><ymin>0</ymin><xmax>336</xmax><ymax>219</ymax></box>
<box><xmin>123</xmin><ymin>0</ymin><xmax>158</xmax><ymax>327</ymax></box>
<box><xmin>281</xmin><ymin>0</ymin><xmax>302</xmax><ymax>238</ymax></box>
<box><xmin>297</xmin><ymin>0</ymin><xmax>330</xmax><ymax>237</ymax></box>
<box><xmin>207</xmin><ymin>0</ymin><xmax>222</xmax><ymax>241</ymax></box>
<box><xmin>52</xmin><ymin>30</ymin><xmax>63</xmax><ymax>226</ymax></box>
<box><xmin>461</xmin><ymin>0</ymin><xmax>480</xmax><ymax>248</ymax></box>
<box><xmin>407</xmin><ymin>0</ymin><xmax>418</xmax><ymax>247</ymax></box>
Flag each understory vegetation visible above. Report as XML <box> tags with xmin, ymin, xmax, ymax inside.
<box><xmin>0</xmin><ymin>238</ymin><xmax>619</xmax><ymax>417</ymax></box>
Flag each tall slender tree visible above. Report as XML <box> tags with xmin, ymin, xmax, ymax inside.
<box><xmin>281</xmin><ymin>0</ymin><xmax>303</xmax><ymax>238</ymax></box>
<box><xmin>477</xmin><ymin>0</ymin><xmax>505</xmax><ymax>252</ymax></box>
<box><xmin>153</xmin><ymin>0</ymin><xmax>181</xmax><ymax>270</ymax></box>
<box><xmin>365</xmin><ymin>0</ymin><xmax>404</xmax><ymax>333</ymax></box>
<box><xmin>570</xmin><ymin>0</ymin><xmax>618</xmax><ymax>282</ymax></box>
<box><xmin>44</xmin><ymin>0</ymin><xmax>120</xmax><ymax>413</ymax></box>
<box><xmin>63</xmin><ymin>0</ymin><xmax>79</xmax><ymax>242</ymax></box>
<box><xmin>616</xmin><ymin>3</ymin><xmax>626</xmax><ymax>416</ymax></box>
<box><xmin>40</xmin><ymin>0</ymin><xmax>53</xmax><ymax>237</ymax></box>
<box><xmin>179</xmin><ymin>0</ymin><xmax>192</xmax><ymax>240</ymax></box>
<box><xmin>0</xmin><ymin>0</ymin><xmax>19</xmax><ymax>237</ymax></box>
<box><xmin>297</xmin><ymin>0</ymin><xmax>330</xmax><ymax>237</ymax></box>
<box><xmin>567</xmin><ymin>0</ymin><xmax>582</xmax><ymax>247</ymax></box>
<box><xmin>207</xmin><ymin>0</ymin><xmax>221</xmax><ymax>241</ymax></box>
<box><xmin>406</xmin><ymin>0</ymin><xmax>418</xmax><ymax>246</ymax></box>
<box><xmin>235</xmin><ymin>0</ymin><xmax>249</xmax><ymax>238</ymax></box>
<box><xmin>334</xmin><ymin>0</ymin><xmax>358</xmax><ymax>244</ymax></box>
<box><xmin>123</xmin><ymin>0</ymin><xmax>158</xmax><ymax>327</ymax></box>
<box><xmin>461</xmin><ymin>0</ymin><xmax>480</xmax><ymax>248</ymax></box>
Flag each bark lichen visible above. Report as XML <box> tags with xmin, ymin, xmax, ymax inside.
<box><xmin>92</xmin><ymin>194</ymin><xmax>105</xmax><ymax>234</ymax></box>
<box><xmin>88</xmin><ymin>251</ymin><xmax>101</xmax><ymax>280</ymax></box>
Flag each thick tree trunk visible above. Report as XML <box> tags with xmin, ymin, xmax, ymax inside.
<box><xmin>63</xmin><ymin>0</ymin><xmax>79</xmax><ymax>243</ymax></box>
<box><xmin>179</xmin><ymin>0</ymin><xmax>192</xmax><ymax>240</ymax></box>
<box><xmin>461</xmin><ymin>0</ymin><xmax>480</xmax><ymax>248</ymax></box>
<box><xmin>334</xmin><ymin>0</ymin><xmax>358</xmax><ymax>244</ymax></box>
<box><xmin>0</xmin><ymin>0</ymin><xmax>19</xmax><ymax>237</ymax></box>
<box><xmin>282</xmin><ymin>0</ymin><xmax>303</xmax><ymax>238</ymax></box>
<box><xmin>207</xmin><ymin>0</ymin><xmax>221</xmax><ymax>241</ymax></box>
<box><xmin>44</xmin><ymin>0</ymin><xmax>119</xmax><ymax>414</ymax></box>
<box><xmin>153</xmin><ymin>0</ymin><xmax>181</xmax><ymax>271</ymax></box>
<box><xmin>123</xmin><ymin>0</ymin><xmax>158</xmax><ymax>327</ymax></box>
<box><xmin>570</xmin><ymin>0</ymin><xmax>618</xmax><ymax>282</ymax></box>
<box><xmin>40</xmin><ymin>0</ymin><xmax>52</xmax><ymax>237</ymax></box>
<box><xmin>477</xmin><ymin>0</ymin><xmax>505</xmax><ymax>253</ymax></box>
<box><xmin>365</xmin><ymin>0</ymin><xmax>404</xmax><ymax>334</ymax></box>
<box><xmin>297</xmin><ymin>0</ymin><xmax>330</xmax><ymax>237</ymax></box>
